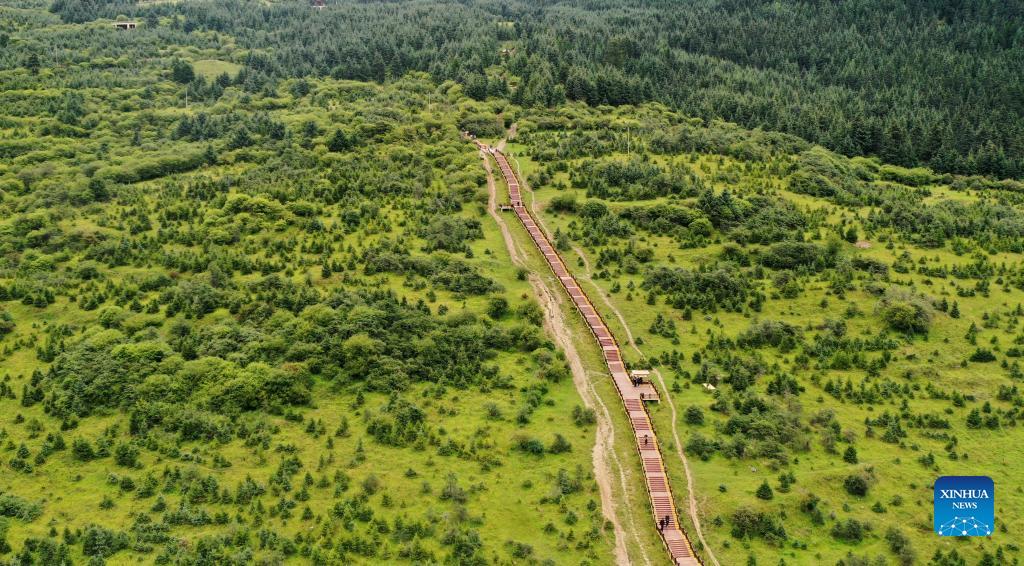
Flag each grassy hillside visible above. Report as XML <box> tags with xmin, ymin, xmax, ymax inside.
<box><xmin>507</xmin><ymin>104</ymin><xmax>1024</xmax><ymax>565</ymax></box>
<box><xmin>27</xmin><ymin>0</ymin><xmax>1024</xmax><ymax>179</ymax></box>
<box><xmin>0</xmin><ymin>40</ymin><xmax>628</xmax><ymax>565</ymax></box>
<box><xmin>2</xmin><ymin>2</ymin><xmax>1023</xmax><ymax>565</ymax></box>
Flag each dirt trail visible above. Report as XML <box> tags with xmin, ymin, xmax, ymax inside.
<box><xmin>510</xmin><ymin>151</ymin><xmax>716</xmax><ymax>564</ymax></box>
<box><xmin>482</xmin><ymin>152</ymin><xmax>526</xmax><ymax>265</ymax></box>
<box><xmin>495</xmin><ymin>123</ymin><xmax>518</xmax><ymax>152</ymax></box>
<box><xmin>533</xmin><ymin>274</ymin><xmax>649</xmax><ymax>566</ymax></box>
<box><xmin>502</xmin><ymin>149</ymin><xmax>659</xmax><ymax>564</ymax></box>
<box><xmin>480</xmin><ymin>150</ymin><xmax>634</xmax><ymax>566</ymax></box>
<box><xmin>571</xmin><ymin>246</ymin><xmax>720</xmax><ymax>566</ymax></box>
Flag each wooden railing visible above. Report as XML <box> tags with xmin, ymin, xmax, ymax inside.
<box><xmin>479</xmin><ymin>142</ymin><xmax>702</xmax><ymax>565</ymax></box>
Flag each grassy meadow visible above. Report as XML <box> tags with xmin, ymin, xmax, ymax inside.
<box><xmin>2</xmin><ymin>3</ymin><xmax>1023</xmax><ymax>565</ymax></box>
<box><xmin>507</xmin><ymin>104</ymin><xmax>1024</xmax><ymax>565</ymax></box>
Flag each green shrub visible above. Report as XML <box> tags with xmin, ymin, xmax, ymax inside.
<box><xmin>878</xmin><ymin>164</ymin><xmax>937</xmax><ymax>187</ymax></box>
<box><xmin>685</xmin><ymin>433</ymin><xmax>719</xmax><ymax>461</ymax></box>
<box><xmin>969</xmin><ymin>348</ymin><xmax>997</xmax><ymax>362</ymax></box>
<box><xmin>684</xmin><ymin>405</ymin><xmax>704</xmax><ymax>425</ymax></box>
<box><xmin>549</xmin><ymin>194</ymin><xmax>577</xmax><ymax>213</ymax></box>
<box><xmin>843</xmin><ymin>474</ymin><xmax>869</xmax><ymax>496</ymax></box>
<box><xmin>730</xmin><ymin>507</ymin><xmax>786</xmax><ymax>542</ymax></box>
<box><xmin>0</xmin><ymin>494</ymin><xmax>43</xmax><ymax>521</ymax></box>
<box><xmin>831</xmin><ymin>518</ymin><xmax>870</xmax><ymax>542</ymax></box>
<box><xmin>0</xmin><ymin>309</ymin><xmax>14</xmax><ymax>335</ymax></box>
<box><xmin>877</xmin><ymin>289</ymin><xmax>933</xmax><ymax>334</ymax></box>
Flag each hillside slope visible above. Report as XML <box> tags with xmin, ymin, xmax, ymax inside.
<box><xmin>0</xmin><ymin>2</ymin><xmax>1022</xmax><ymax>565</ymax></box>
<box><xmin>504</xmin><ymin>103</ymin><xmax>1024</xmax><ymax>565</ymax></box>
<box><xmin>26</xmin><ymin>0</ymin><xmax>1024</xmax><ymax>178</ymax></box>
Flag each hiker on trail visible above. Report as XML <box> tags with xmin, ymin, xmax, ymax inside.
<box><xmin>640</xmin><ymin>392</ymin><xmax>645</xmax><ymax>400</ymax></box>
<box><xmin>643</xmin><ymin>435</ymin><xmax>649</xmax><ymax>447</ymax></box>
<box><xmin>663</xmin><ymin>515</ymin><xmax>670</xmax><ymax>527</ymax></box>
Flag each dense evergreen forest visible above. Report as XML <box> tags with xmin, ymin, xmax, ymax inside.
<box><xmin>24</xmin><ymin>0</ymin><xmax>1024</xmax><ymax>180</ymax></box>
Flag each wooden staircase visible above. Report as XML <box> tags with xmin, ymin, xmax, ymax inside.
<box><xmin>478</xmin><ymin>141</ymin><xmax>702</xmax><ymax>566</ymax></box>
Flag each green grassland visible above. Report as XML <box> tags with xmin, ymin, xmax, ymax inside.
<box><xmin>485</xmin><ymin>149</ymin><xmax>672</xmax><ymax>565</ymax></box>
<box><xmin>507</xmin><ymin>104</ymin><xmax>1024</xmax><ymax>565</ymax></box>
<box><xmin>3</xmin><ymin>3</ymin><xmax>1024</xmax><ymax>565</ymax></box>
<box><xmin>191</xmin><ymin>59</ymin><xmax>242</xmax><ymax>81</ymax></box>
<box><xmin>0</xmin><ymin>40</ymin><xmax>625</xmax><ymax>564</ymax></box>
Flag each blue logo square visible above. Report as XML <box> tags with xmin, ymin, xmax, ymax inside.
<box><xmin>934</xmin><ymin>476</ymin><xmax>994</xmax><ymax>536</ymax></box>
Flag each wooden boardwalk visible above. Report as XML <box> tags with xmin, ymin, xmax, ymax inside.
<box><xmin>480</xmin><ymin>142</ymin><xmax>701</xmax><ymax>566</ymax></box>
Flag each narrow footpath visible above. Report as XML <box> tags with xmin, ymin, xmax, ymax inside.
<box><xmin>480</xmin><ymin>150</ymin><xmax>634</xmax><ymax>565</ymax></box>
<box><xmin>477</xmin><ymin>141</ymin><xmax>701</xmax><ymax>566</ymax></box>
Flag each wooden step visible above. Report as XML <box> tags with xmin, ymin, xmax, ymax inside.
<box><xmin>653</xmin><ymin>495</ymin><xmax>675</xmax><ymax>526</ymax></box>
<box><xmin>666</xmin><ymin>539</ymin><xmax>691</xmax><ymax>557</ymax></box>
<box><xmin>642</xmin><ymin>457</ymin><xmax>662</xmax><ymax>473</ymax></box>
<box><xmin>647</xmin><ymin>476</ymin><xmax>668</xmax><ymax>491</ymax></box>
<box><xmin>488</xmin><ymin>146</ymin><xmax>695</xmax><ymax>566</ymax></box>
